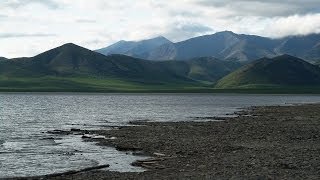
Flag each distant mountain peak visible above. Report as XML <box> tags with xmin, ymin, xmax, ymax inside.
<box><xmin>275</xmin><ymin>54</ymin><xmax>297</xmax><ymax>59</ymax></box>
<box><xmin>95</xmin><ymin>31</ymin><xmax>320</xmax><ymax>62</ymax></box>
<box><xmin>115</xmin><ymin>36</ymin><xmax>170</xmax><ymax>44</ymax></box>
<box><xmin>95</xmin><ymin>36</ymin><xmax>172</xmax><ymax>58</ymax></box>
<box><xmin>217</xmin><ymin>30</ymin><xmax>236</xmax><ymax>34</ymax></box>
<box><xmin>211</xmin><ymin>31</ymin><xmax>238</xmax><ymax>37</ymax></box>
<box><xmin>138</xmin><ymin>36</ymin><xmax>171</xmax><ymax>43</ymax></box>
<box><xmin>63</xmin><ymin>42</ymin><xmax>77</xmax><ymax>46</ymax></box>
<box><xmin>152</xmin><ymin>35</ymin><xmax>170</xmax><ymax>40</ymax></box>
<box><xmin>272</xmin><ymin>54</ymin><xmax>306</xmax><ymax>62</ymax></box>
<box><xmin>58</xmin><ymin>43</ymin><xmax>83</xmax><ymax>49</ymax></box>
<box><xmin>116</xmin><ymin>40</ymin><xmax>128</xmax><ymax>43</ymax></box>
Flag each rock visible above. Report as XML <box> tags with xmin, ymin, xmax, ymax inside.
<box><xmin>132</xmin><ymin>158</ymin><xmax>165</xmax><ymax>169</ymax></box>
<box><xmin>116</xmin><ymin>146</ymin><xmax>142</xmax><ymax>151</ymax></box>
<box><xmin>82</xmin><ymin>134</ymin><xmax>92</xmax><ymax>139</ymax></box>
<box><xmin>71</xmin><ymin>128</ymin><xmax>81</xmax><ymax>132</ymax></box>
<box><xmin>92</xmin><ymin>135</ymin><xmax>106</xmax><ymax>139</ymax></box>
<box><xmin>47</xmin><ymin>130</ymin><xmax>71</xmax><ymax>135</ymax></box>
<box><xmin>132</xmin><ymin>151</ymin><xmax>145</xmax><ymax>156</ymax></box>
<box><xmin>63</xmin><ymin>152</ymin><xmax>75</xmax><ymax>156</ymax></box>
<box><xmin>153</xmin><ymin>152</ymin><xmax>166</xmax><ymax>157</ymax></box>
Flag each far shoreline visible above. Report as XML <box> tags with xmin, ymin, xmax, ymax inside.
<box><xmin>1</xmin><ymin>88</ymin><xmax>320</xmax><ymax>94</ymax></box>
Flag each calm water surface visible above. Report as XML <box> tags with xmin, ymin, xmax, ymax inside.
<box><xmin>1</xmin><ymin>93</ymin><xmax>320</xmax><ymax>177</ymax></box>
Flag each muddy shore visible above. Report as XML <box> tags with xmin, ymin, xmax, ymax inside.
<box><xmin>17</xmin><ymin>104</ymin><xmax>320</xmax><ymax>180</ymax></box>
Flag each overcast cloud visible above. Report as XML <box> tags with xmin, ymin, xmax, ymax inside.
<box><xmin>0</xmin><ymin>0</ymin><xmax>319</xmax><ymax>58</ymax></box>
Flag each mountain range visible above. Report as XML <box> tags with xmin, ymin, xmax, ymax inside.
<box><xmin>0</xmin><ymin>31</ymin><xmax>320</xmax><ymax>92</ymax></box>
<box><xmin>0</xmin><ymin>43</ymin><xmax>244</xmax><ymax>92</ymax></box>
<box><xmin>96</xmin><ymin>31</ymin><xmax>320</xmax><ymax>63</ymax></box>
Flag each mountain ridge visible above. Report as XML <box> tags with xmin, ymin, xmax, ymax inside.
<box><xmin>1</xmin><ymin>43</ymin><xmax>243</xmax><ymax>85</ymax></box>
<box><xmin>1</xmin><ymin>43</ymin><xmax>320</xmax><ymax>92</ymax></box>
<box><xmin>96</xmin><ymin>36</ymin><xmax>172</xmax><ymax>59</ymax></box>
<box><xmin>97</xmin><ymin>31</ymin><xmax>320</xmax><ymax>62</ymax></box>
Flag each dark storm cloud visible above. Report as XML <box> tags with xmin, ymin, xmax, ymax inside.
<box><xmin>0</xmin><ymin>33</ymin><xmax>57</xmax><ymax>38</ymax></box>
<box><xmin>197</xmin><ymin>0</ymin><xmax>320</xmax><ymax>17</ymax></box>
<box><xmin>1</xmin><ymin>0</ymin><xmax>59</xmax><ymax>9</ymax></box>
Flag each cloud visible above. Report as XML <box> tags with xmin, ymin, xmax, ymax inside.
<box><xmin>168</xmin><ymin>10</ymin><xmax>203</xmax><ymax>18</ymax></box>
<box><xmin>164</xmin><ymin>22</ymin><xmax>214</xmax><ymax>41</ymax></box>
<box><xmin>1</xmin><ymin>0</ymin><xmax>60</xmax><ymax>9</ymax></box>
<box><xmin>265</xmin><ymin>14</ymin><xmax>320</xmax><ymax>38</ymax></box>
<box><xmin>0</xmin><ymin>0</ymin><xmax>319</xmax><ymax>58</ymax></box>
<box><xmin>0</xmin><ymin>33</ymin><xmax>57</xmax><ymax>38</ymax></box>
<box><xmin>76</xmin><ymin>19</ymin><xmax>97</xmax><ymax>23</ymax></box>
<box><xmin>197</xmin><ymin>0</ymin><xmax>320</xmax><ymax>17</ymax></box>
<box><xmin>0</xmin><ymin>14</ymin><xmax>8</xmax><ymax>19</ymax></box>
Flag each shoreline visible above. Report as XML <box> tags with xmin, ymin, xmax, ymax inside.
<box><xmin>13</xmin><ymin>103</ymin><xmax>320</xmax><ymax>179</ymax></box>
<box><xmin>1</xmin><ymin>89</ymin><xmax>320</xmax><ymax>94</ymax></box>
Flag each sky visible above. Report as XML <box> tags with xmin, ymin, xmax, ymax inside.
<box><xmin>0</xmin><ymin>0</ymin><xmax>320</xmax><ymax>58</ymax></box>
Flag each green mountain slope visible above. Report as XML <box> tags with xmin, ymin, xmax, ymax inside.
<box><xmin>0</xmin><ymin>43</ymin><xmax>243</xmax><ymax>92</ymax></box>
<box><xmin>184</xmin><ymin>57</ymin><xmax>244</xmax><ymax>82</ymax></box>
<box><xmin>216</xmin><ymin>55</ymin><xmax>320</xmax><ymax>89</ymax></box>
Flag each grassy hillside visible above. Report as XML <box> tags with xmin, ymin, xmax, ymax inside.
<box><xmin>185</xmin><ymin>57</ymin><xmax>244</xmax><ymax>83</ymax></box>
<box><xmin>0</xmin><ymin>43</ymin><xmax>243</xmax><ymax>92</ymax></box>
<box><xmin>0</xmin><ymin>76</ymin><xmax>215</xmax><ymax>92</ymax></box>
<box><xmin>216</xmin><ymin>55</ymin><xmax>320</xmax><ymax>89</ymax></box>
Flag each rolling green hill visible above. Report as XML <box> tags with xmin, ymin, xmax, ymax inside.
<box><xmin>215</xmin><ymin>55</ymin><xmax>320</xmax><ymax>89</ymax></box>
<box><xmin>0</xmin><ymin>43</ymin><xmax>243</xmax><ymax>92</ymax></box>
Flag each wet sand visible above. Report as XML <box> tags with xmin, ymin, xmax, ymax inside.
<box><xmin>17</xmin><ymin>104</ymin><xmax>320</xmax><ymax>180</ymax></box>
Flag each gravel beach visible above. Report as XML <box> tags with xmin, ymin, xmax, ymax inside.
<box><xmin>17</xmin><ymin>104</ymin><xmax>320</xmax><ymax>180</ymax></box>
